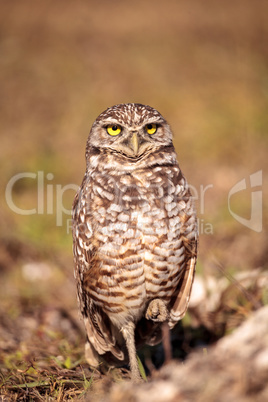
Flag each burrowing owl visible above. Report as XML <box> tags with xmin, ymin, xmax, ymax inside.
<box><xmin>72</xmin><ymin>103</ymin><xmax>198</xmax><ymax>381</ymax></box>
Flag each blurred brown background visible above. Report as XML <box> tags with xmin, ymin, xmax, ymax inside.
<box><xmin>0</xmin><ymin>0</ymin><xmax>267</xmax><ymax>398</ymax></box>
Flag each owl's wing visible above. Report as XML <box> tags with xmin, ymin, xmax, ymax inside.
<box><xmin>83</xmin><ymin>300</ymin><xmax>125</xmax><ymax>366</ymax></box>
<box><xmin>169</xmin><ymin>194</ymin><xmax>198</xmax><ymax>328</ymax></box>
<box><xmin>74</xmin><ymin>259</ymin><xmax>126</xmax><ymax>366</ymax></box>
<box><xmin>72</xmin><ymin>190</ymin><xmax>125</xmax><ymax>365</ymax></box>
<box><xmin>169</xmin><ymin>249</ymin><xmax>197</xmax><ymax>328</ymax></box>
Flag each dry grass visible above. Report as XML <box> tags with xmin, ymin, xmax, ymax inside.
<box><xmin>0</xmin><ymin>0</ymin><xmax>267</xmax><ymax>400</ymax></box>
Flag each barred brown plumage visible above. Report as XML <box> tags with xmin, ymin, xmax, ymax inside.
<box><xmin>72</xmin><ymin>103</ymin><xmax>198</xmax><ymax>381</ymax></box>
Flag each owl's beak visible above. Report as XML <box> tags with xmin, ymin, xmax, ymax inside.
<box><xmin>130</xmin><ymin>132</ymin><xmax>139</xmax><ymax>155</ymax></box>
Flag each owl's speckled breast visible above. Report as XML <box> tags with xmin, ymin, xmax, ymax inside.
<box><xmin>79</xmin><ymin>161</ymin><xmax>195</xmax><ymax>326</ymax></box>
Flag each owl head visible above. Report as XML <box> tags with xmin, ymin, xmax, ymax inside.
<box><xmin>86</xmin><ymin>103</ymin><xmax>173</xmax><ymax>160</ymax></box>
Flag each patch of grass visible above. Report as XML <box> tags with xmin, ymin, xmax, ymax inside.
<box><xmin>137</xmin><ymin>355</ymin><xmax>147</xmax><ymax>382</ymax></box>
<box><xmin>0</xmin><ymin>364</ymin><xmax>98</xmax><ymax>400</ymax></box>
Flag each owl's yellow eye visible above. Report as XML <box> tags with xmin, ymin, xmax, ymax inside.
<box><xmin>145</xmin><ymin>123</ymin><xmax>157</xmax><ymax>135</ymax></box>
<box><xmin>106</xmin><ymin>124</ymin><xmax>122</xmax><ymax>136</ymax></box>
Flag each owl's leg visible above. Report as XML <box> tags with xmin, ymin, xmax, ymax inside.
<box><xmin>145</xmin><ymin>299</ymin><xmax>172</xmax><ymax>363</ymax></box>
<box><xmin>161</xmin><ymin>321</ymin><xmax>172</xmax><ymax>363</ymax></box>
<box><xmin>121</xmin><ymin>321</ymin><xmax>141</xmax><ymax>382</ymax></box>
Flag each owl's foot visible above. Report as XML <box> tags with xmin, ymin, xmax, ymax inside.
<box><xmin>145</xmin><ymin>299</ymin><xmax>169</xmax><ymax>322</ymax></box>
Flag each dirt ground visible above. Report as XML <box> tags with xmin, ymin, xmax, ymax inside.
<box><xmin>0</xmin><ymin>1</ymin><xmax>267</xmax><ymax>400</ymax></box>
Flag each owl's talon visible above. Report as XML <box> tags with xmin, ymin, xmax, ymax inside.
<box><xmin>145</xmin><ymin>299</ymin><xmax>169</xmax><ymax>322</ymax></box>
